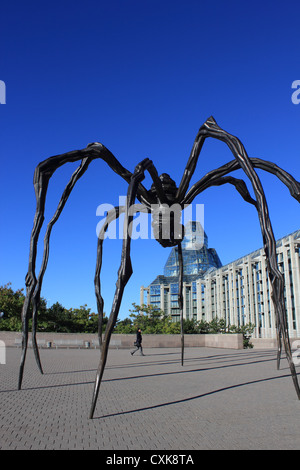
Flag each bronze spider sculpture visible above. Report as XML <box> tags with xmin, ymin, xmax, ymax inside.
<box><xmin>18</xmin><ymin>116</ymin><xmax>300</xmax><ymax>419</ymax></box>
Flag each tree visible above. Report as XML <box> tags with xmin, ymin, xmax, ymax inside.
<box><xmin>128</xmin><ymin>303</ymin><xmax>172</xmax><ymax>334</ymax></box>
<box><xmin>0</xmin><ymin>283</ymin><xmax>106</xmax><ymax>333</ymax></box>
<box><xmin>114</xmin><ymin>304</ymin><xmax>255</xmax><ymax>348</ymax></box>
<box><xmin>0</xmin><ymin>283</ymin><xmax>24</xmax><ymax>316</ymax></box>
<box><xmin>0</xmin><ymin>283</ymin><xmax>255</xmax><ymax>346</ymax></box>
<box><xmin>0</xmin><ymin>283</ymin><xmax>25</xmax><ymax>331</ymax></box>
<box><xmin>114</xmin><ymin>317</ymin><xmax>133</xmax><ymax>334</ymax></box>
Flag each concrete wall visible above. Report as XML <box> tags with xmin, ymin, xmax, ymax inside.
<box><xmin>251</xmin><ymin>337</ymin><xmax>300</xmax><ymax>349</ymax></box>
<box><xmin>4</xmin><ymin>330</ymin><xmax>300</xmax><ymax>349</ymax></box>
<box><xmin>0</xmin><ymin>331</ymin><xmax>244</xmax><ymax>349</ymax></box>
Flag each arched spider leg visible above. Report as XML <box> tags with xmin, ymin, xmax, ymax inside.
<box><xmin>182</xmin><ymin>156</ymin><xmax>300</xmax><ymax>369</ymax></box>
<box><xmin>95</xmin><ymin>206</ymin><xmax>125</xmax><ymax>349</ymax></box>
<box><xmin>184</xmin><ymin>175</ymin><xmax>257</xmax><ymax>207</ymax></box>
<box><xmin>183</xmin><ymin>175</ymin><xmax>257</xmax><ymax>360</ymax></box>
<box><xmin>31</xmin><ymin>157</ymin><xmax>92</xmax><ymax>374</ymax></box>
<box><xmin>94</xmin><ymin>204</ymin><xmax>149</xmax><ymax>348</ymax></box>
<box><xmin>89</xmin><ymin>158</ymin><xmax>157</xmax><ymax>419</ymax></box>
<box><xmin>19</xmin><ymin>156</ymin><xmax>92</xmax><ymax>389</ymax></box>
<box><xmin>179</xmin><ymin>116</ymin><xmax>300</xmax><ymax>399</ymax></box>
<box><xmin>182</xmin><ymin>158</ymin><xmax>300</xmax><ymax>206</ymax></box>
<box><xmin>209</xmin><ymin>118</ymin><xmax>298</xmax><ymax>394</ymax></box>
<box><xmin>18</xmin><ymin>143</ymin><xmax>152</xmax><ymax>390</ymax></box>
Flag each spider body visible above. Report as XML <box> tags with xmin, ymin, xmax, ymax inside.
<box><xmin>150</xmin><ymin>173</ymin><xmax>178</xmax><ymax>201</ymax></box>
<box><xmin>147</xmin><ymin>172</ymin><xmax>184</xmax><ymax>248</ymax></box>
<box><xmin>18</xmin><ymin>116</ymin><xmax>300</xmax><ymax>419</ymax></box>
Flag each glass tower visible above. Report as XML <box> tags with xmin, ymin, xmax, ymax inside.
<box><xmin>164</xmin><ymin>221</ymin><xmax>222</xmax><ymax>278</ymax></box>
<box><xmin>141</xmin><ymin>226</ymin><xmax>300</xmax><ymax>338</ymax></box>
<box><xmin>145</xmin><ymin>221</ymin><xmax>222</xmax><ymax>318</ymax></box>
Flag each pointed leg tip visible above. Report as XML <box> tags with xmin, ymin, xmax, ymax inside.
<box><xmin>18</xmin><ymin>373</ymin><xmax>23</xmax><ymax>390</ymax></box>
<box><xmin>89</xmin><ymin>401</ymin><xmax>96</xmax><ymax>419</ymax></box>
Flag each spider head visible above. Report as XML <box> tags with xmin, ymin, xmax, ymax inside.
<box><xmin>150</xmin><ymin>173</ymin><xmax>178</xmax><ymax>201</ymax></box>
<box><xmin>150</xmin><ymin>174</ymin><xmax>184</xmax><ymax>247</ymax></box>
<box><xmin>151</xmin><ymin>203</ymin><xmax>185</xmax><ymax>248</ymax></box>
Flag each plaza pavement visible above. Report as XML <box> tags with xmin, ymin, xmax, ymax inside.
<box><xmin>1</xmin><ymin>345</ymin><xmax>300</xmax><ymax>450</ymax></box>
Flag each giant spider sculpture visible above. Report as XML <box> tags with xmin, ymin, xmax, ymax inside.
<box><xmin>18</xmin><ymin>116</ymin><xmax>300</xmax><ymax>419</ymax></box>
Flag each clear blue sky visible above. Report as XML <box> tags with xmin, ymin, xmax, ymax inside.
<box><xmin>1</xmin><ymin>0</ymin><xmax>300</xmax><ymax>320</ymax></box>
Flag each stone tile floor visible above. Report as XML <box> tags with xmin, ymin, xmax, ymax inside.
<box><xmin>1</xmin><ymin>346</ymin><xmax>300</xmax><ymax>450</ymax></box>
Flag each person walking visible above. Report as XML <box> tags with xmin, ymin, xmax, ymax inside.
<box><xmin>131</xmin><ymin>328</ymin><xmax>145</xmax><ymax>356</ymax></box>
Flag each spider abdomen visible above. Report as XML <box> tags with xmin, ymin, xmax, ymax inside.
<box><xmin>151</xmin><ymin>204</ymin><xmax>185</xmax><ymax>248</ymax></box>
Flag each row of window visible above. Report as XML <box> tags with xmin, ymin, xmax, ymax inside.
<box><xmin>147</xmin><ymin>248</ymin><xmax>299</xmax><ymax>331</ymax></box>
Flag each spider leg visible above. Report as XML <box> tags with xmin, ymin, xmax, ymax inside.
<box><xmin>185</xmin><ymin>174</ymin><xmax>257</xmax><ymax>207</ymax></box>
<box><xmin>177</xmin><ymin>242</ymin><xmax>184</xmax><ymax>366</ymax></box>
<box><xmin>18</xmin><ymin>157</ymin><xmax>92</xmax><ymax>388</ymax></box>
<box><xmin>33</xmin><ymin>158</ymin><xmax>92</xmax><ymax>371</ymax></box>
<box><xmin>18</xmin><ymin>163</ymin><xmax>50</xmax><ymax>390</ymax></box>
<box><xmin>180</xmin><ymin>116</ymin><xmax>300</xmax><ymax>399</ymax></box>
<box><xmin>94</xmin><ymin>203</ymin><xmax>148</xmax><ymax>348</ymax></box>
<box><xmin>95</xmin><ymin>206</ymin><xmax>125</xmax><ymax>348</ymax></box>
<box><xmin>182</xmin><ymin>157</ymin><xmax>300</xmax><ymax>205</ymax></box>
<box><xmin>276</xmin><ymin>327</ymin><xmax>282</xmax><ymax>370</ymax></box>
<box><xmin>176</xmin><ymin>124</ymin><xmax>206</xmax><ymax>201</ymax></box>
<box><xmin>89</xmin><ymin>159</ymin><xmax>153</xmax><ymax>419</ymax></box>
<box><xmin>18</xmin><ymin>143</ymin><xmax>151</xmax><ymax>390</ymax></box>
<box><xmin>182</xmin><ymin>155</ymin><xmax>299</xmax><ymax>370</ymax></box>
<box><xmin>184</xmin><ymin>173</ymin><xmax>286</xmax><ymax>369</ymax></box>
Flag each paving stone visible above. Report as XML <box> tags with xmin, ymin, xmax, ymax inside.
<box><xmin>0</xmin><ymin>346</ymin><xmax>300</xmax><ymax>449</ymax></box>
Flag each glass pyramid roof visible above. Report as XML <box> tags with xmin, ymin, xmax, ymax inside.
<box><xmin>150</xmin><ymin>221</ymin><xmax>222</xmax><ymax>286</ymax></box>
